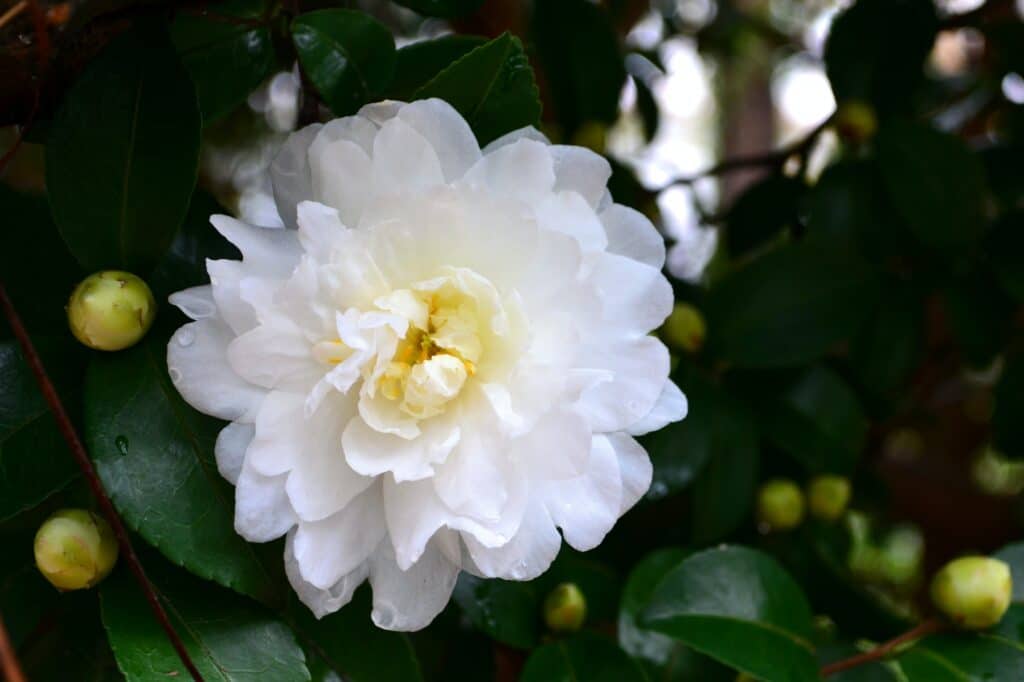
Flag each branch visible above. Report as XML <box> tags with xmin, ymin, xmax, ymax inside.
<box><xmin>0</xmin><ymin>612</ymin><xmax>26</xmax><ymax>682</ymax></box>
<box><xmin>0</xmin><ymin>284</ymin><xmax>205</xmax><ymax>682</ymax></box>
<box><xmin>820</xmin><ymin>619</ymin><xmax>947</xmax><ymax>677</ymax></box>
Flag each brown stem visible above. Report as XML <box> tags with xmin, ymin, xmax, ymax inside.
<box><xmin>0</xmin><ymin>284</ymin><xmax>205</xmax><ymax>682</ymax></box>
<box><xmin>820</xmin><ymin>619</ymin><xmax>946</xmax><ymax>678</ymax></box>
<box><xmin>0</xmin><ymin>612</ymin><xmax>26</xmax><ymax>682</ymax></box>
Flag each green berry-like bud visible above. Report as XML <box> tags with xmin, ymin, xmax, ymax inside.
<box><xmin>881</xmin><ymin>525</ymin><xmax>925</xmax><ymax>587</ymax></box>
<box><xmin>67</xmin><ymin>271</ymin><xmax>156</xmax><ymax>351</ymax></box>
<box><xmin>757</xmin><ymin>479</ymin><xmax>805</xmax><ymax>532</ymax></box>
<box><xmin>931</xmin><ymin>556</ymin><xmax>1012</xmax><ymax>629</ymax></box>
<box><xmin>544</xmin><ymin>582</ymin><xmax>586</xmax><ymax>633</ymax></box>
<box><xmin>807</xmin><ymin>475</ymin><xmax>852</xmax><ymax>522</ymax></box>
<box><xmin>661</xmin><ymin>303</ymin><xmax>707</xmax><ymax>353</ymax></box>
<box><xmin>834</xmin><ymin>100</ymin><xmax>878</xmax><ymax>143</ymax></box>
<box><xmin>34</xmin><ymin>509</ymin><xmax>118</xmax><ymax>590</ymax></box>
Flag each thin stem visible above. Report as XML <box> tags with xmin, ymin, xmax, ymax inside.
<box><xmin>0</xmin><ymin>612</ymin><xmax>26</xmax><ymax>682</ymax></box>
<box><xmin>0</xmin><ymin>1</ymin><xmax>27</xmax><ymax>31</ymax></box>
<box><xmin>0</xmin><ymin>284</ymin><xmax>205</xmax><ymax>682</ymax></box>
<box><xmin>820</xmin><ymin>619</ymin><xmax>947</xmax><ymax>677</ymax></box>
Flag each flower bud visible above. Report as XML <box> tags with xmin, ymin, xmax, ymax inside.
<box><xmin>544</xmin><ymin>582</ymin><xmax>586</xmax><ymax>633</ymax></box>
<box><xmin>34</xmin><ymin>509</ymin><xmax>118</xmax><ymax>590</ymax></box>
<box><xmin>661</xmin><ymin>303</ymin><xmax>707</xmax><ymax>353</ymax></box>
<box><xmin>834</xmin><ymin>100</ymin><xmax>878</xmax><ymax>143</ymax></box>
<box><xmin>881</xmin><ymin>525</ymin><xmax>924</xmax><ymax>587</ymax></box>
<box><xmin>67</xmin><ymin>271</ymin><xmax>156</xmax><ymax>351</ymax></box>
<box><xmin>807</xmin><ymin>475</ymin><xmax>852</xmax><ymax>522</ymax></box>
<box><xmin>931</xmin><ymin>556</ymin><xmax>1012</xmax><ymax>629</ymax></box>
<box><xmin>757</xmin><ymin>479</ymin><xmax>805</xmax><ymax>532</ymax></box>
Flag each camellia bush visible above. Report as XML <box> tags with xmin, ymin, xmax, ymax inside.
<box><xmin>1</xmin><ymin>0</ymin><xmax>1024</xmax><ymax>680</ymax></box>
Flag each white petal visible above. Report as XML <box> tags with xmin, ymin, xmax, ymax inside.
<box><xmin>574</xmin><ymin>335</ymin><xmax>670</xmax><ymax>433</ymax></box>
<box><xmin>432</xmin><ymin>429</ymin><xmax>509</xmax><ymax>519</ymax></box>
<box><xmin>310</xmin><ymin>138</ymin><xmax>373</xmax><ymax>227</ymax></box>
<box><xmin>272</xmin><ymin>123</ymin><xmax>322</xmax><ymax>230</ymax></box>
<box><xmin>293</xmin><ymin>486</ymin><xmax>387</xmax><ymax>590</ymax></box>
<box><xmin>234</xmin><ymin>460</ymin><xmax>296</xmax><ymax>542</ymax></box>
<box><xmin>214</xmin><ymin>422</ymin><xmax>253</xmax><ymax>485</ymax></box>
<box><xmin>464</xmin><ymin>138</ymin><xmax>555</xmax><ymax>204</ymax></box>
<box><xmin>482</xmin><ymin>126</ymin><xmax>549</xmax><ymax>153</ymax></box>
<box><xmin>210</xmin><ymin>215</ymin><xmax>302</xmax><ymax>276</ymax></box>
<box><xmin>167</xmin><ymin>319</ymin><xmax>265</xmax><ymax>422</ymax></box>
<box><xmin>550</xmin><ymin>145</ymin><xmax>611</xmax><ymax>208</ymax></box>
<box><xmin>608</xmin><ymin>432</ymin><xmax>653</xmax><ymax>514</ymax></box>
<box><xmin>601</xmin><ymin>203</ymin><xmax>666</xmax><ymax>269</ymax></box>
<box><xmin>463</xmin><ymin>500</ymin><xmax>560</xmax><ymax>581</ymax></box>
<box><xmin>308</xmin><ymin>114</ymin><xmax>377</xmax><ymax>160</ymax></box>
<box><xmin>285</xmin><ymin>532</ymin><xmax>368</xmax><ymax>619</ymax></box>
<box><xmin>542</xmin><ymin>435</ymin><xmax>622</xmax><ymax>551</ymax></box>
<box><xmin>588</xmin><ymin>251</ymin><xmax>673</xmax><ymax>334</ymax></box>
<box><xmin>627</xmin><ymin>380</ymin><xmax>688</xmax><ymax>436</ymax></box>
<box><xmin>358</xmin><ymin>100</ymin><xmax>402</xmax><ymax>127</ymax></box>
<box><xmin>296</xmin><ymin>201</ymin><xmax>347</xmax><ymax>256</ymax></box>
<box><xmin>226</xmin><ymin>320</ymin><xmax>321</xmax><ymax>392</ymax></box>
<box><xmin>168</xmin><ymin>285</ymin><xmax>216</xmax><ymax>320</ymax></box>
<box><xmin>509</xmin><ymin>409</ymin><xmax>592</xmax><ymax>480</ymax></box>
<box><xmin>396</xmin><ymin>99</ymin><xmax>481</xmax><ymax>182</ymax></box>
<box><xmin>368</xmin><ymin>540</ymin><xmax>459</xmax><ymax>631</ymax></box>
<box><xmin>535</xmin><ymin>191</ymin><xmax>608</xmax><ymax>253</ymax></box>
<box><xmin>206</xmin><ymin>259</ymin><xmax>257</xmax><ymax>334</ymax></box>
<box><xmin>342</xmin><ymin>416</ymin><xmax>459</xmax><ymax>482</ymax></box>
<box><xmin>372</xmin><ymin>117</ymin><xmax>446</xmax><ymax>193</ymax></box>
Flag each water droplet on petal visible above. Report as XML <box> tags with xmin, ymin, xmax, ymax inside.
<box><xmin>176</xmin><ymin>329</ymin><xmax>195</xmax><ymax>347</ymax></box>
<box><xmin>114</xmin><ymin>436</ymin><xmax>129</xmax><ymax>456</ymax></box>
<box><xmin>168</xmin><ymin>367</ymin><xmax>182</xmax><ymax>383</ymax></box>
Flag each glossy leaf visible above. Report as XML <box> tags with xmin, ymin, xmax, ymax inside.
<box><xmin>84</xmin><ymin>332</ymin><xmax>277</xmax><ymax>602</ymax></box>
<box><xmin>849</xmin><ymin>283</ymin><xmax>923</xmax><ymax>399</ymax></box>
<box><xmin>171</xmin><ymin>0</ymin><xmax>276</xmax><ymax>123</ymax></box>
<box><xmin>642</xmin><ymin>546</ymin><xmax>819</xmax><ymax>682</ymax></box>
<box><xmin>414</xmin><ymin>32</ymin><xmax>541</xmax><ymax>146</ymax></box>
<box><xmin>46</xmin><ymin>22</ymin><xmax>201</xmax><ymax>274</ymax></box>
<box><xmin>101</xmin><ymin>562</ymin><xmax>309</xmax><ymax>681</ymax></box>
<box><xmin>705</xmin><ymin>242</ymin><xmax>881</xmax><ymax>368</ymax></box>
<box><xmin>292</xmin><ymin>9</ymin><xmax>396</xmax><ymax>115</ymax></box>
<box><xmin>897</xmin><ymin>627</ymin><xmax>1024</xmax><ymax>681</ymax></box>
<box><xmin>389</xmin><ymin>35</ymin><xmax>486</xmax><ymax>100</ymax></box>
<box><xmin>994</xmin><ymin>541</ymin><xmax>1024</xmax><ymax>603</ymax></box>
<box><xmin>520</xmin><ymin>632</ymin><xmax>648</xmax><ymax>682</ymax></box>
<box><xmin>726</xmin><ymin>175</ymin><xmax>803</xmax><ymax>257</ymax></box>
<box><xmin>942</xmin><ymin>271</ymin><xmax>1015</xmax><ymax>369</ymax></box>
<box><xmin>391</xmin><ymin>0</ymin><xmax>483</xmax><ymax>18</ymax></box>
<box><xmin>453</xmin><ymin>573</ymin><xmax>539</xmax><ymax>649</ymax></box>
<box><xmin>0</xmin><ymin>530</ymin><xmax>62</xmax><ymax>647</ymax></box>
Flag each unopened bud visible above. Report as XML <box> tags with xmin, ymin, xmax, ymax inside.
<box><xmin>34</xmin><ymin>509</ymin><xmax>118</xmax><ymax>590</ymax></box>
<box><xmin>834</xmin><ymin>100</ymin><xmax>878</xmax><ymax>144</ymax></box>
<box><xmin>68</xmin><ymin>271</ymin><xmax>156</xmax><ymax>351</ymax></box>
<box><xmin>931</xmin><ymin>556</ymin><xmax>1012</xmax><ymax>629</ymax></box>
<box><xmin>807</xmin><ymin>475</ymin><xmax>852</xmax><ymax>522</ymax></box>
<box><xmin>757</xmin><ymin>479</ymin><xmax>805</xmax><ymax>532</ymax></box>
<box><xmin>661</xmin><ymin>303</ymin><xmax>706</xmax><ymax>353</ymax></box>
<box><xmin>544</xmin><ymin>582</ymin><xmax>586</xmax><ymax>633</ymax></box>
<box><xmin>881</xmin><ymin>525</ymin><xmax>924</xmax><ymax>587</ymax></box>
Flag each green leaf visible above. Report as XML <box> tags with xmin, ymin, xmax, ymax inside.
<box><xmin>0</xmin><ymin>530</ymin><xmax>62</xmax><ymax>647</ymax></box>
<box><xmin>848</xmin><ymin>282</ymin><xmax>923</xmax><ymax>399</ymax></box>
<box><xmin>289</xmin><ymin>585</ymin><xmax>422</xmax><ymax>682</ymax></box>
<box><xmin>898</xmin><ymin>628</ymin><xmax>1024</xmax><ymax>681</ymax></box>
<box><xmin>824</xmin><ymin>0</ymin><xmax>937</xmax><ymax>113</ymax></box>
<box><xmin>18</xmin><ymin>590</ymin><xmax>124</xmax><ymax>681</ymax></box>
<box><xmin>531</xmin><ymin>0</ymin><xmax>626</xmax><ymax>134</ymax></box>
<box><xmin>641</xmin><ymin>546</ymin><xmax>819</xmax><ymax>682</ymax></box>
<box><xmin>876</xmin><ymin>121</ymin><xmax>987</xmax><ymax>253</ymax></box>
<box><xmin>101</xmin><ymin>561</ymin><xmax>309</xmax><ymax>681</ymax></box>
<box><xmin>993</xmin><ymin>357</ymin><xmax>1024</xmax><ymax>460</ymax></box>
<box><xmin>818</xmin><ymin>643</ymin><xmax>900</xmax><ymax>681</ymax></box>
<box><xmin>705</xmin><ymin>242</ymin><xmax>881</xmax><ymax>368</ymax></box>
<box><xmin>171</xmin><ymin>0</ymin><xmax>276</xmax><ymax>124</ymax></box>
<box><xmin>390</xmin><ymin>0</ymin><xmax>483</xmax><ymax>18</ymax></box>
<box><xmin>986</xmin><ymin>210</ymin><xmax>1024</xmax><ymax>302</ymax></box>
<box><xmin>453</xmin><ymin>573</ymin><xmax>539</xmax><ymax>649</ymax></box>
<box><xmin>726</xmin><ymin>175</ymin><xmax>804</xmax><ymax>257</ymax></box>
<box><xmin>994</xmin><ymin>541</ymin><xmax>1024</xmax><ymax>604</ymax></box>
<box><xmin>942</xmin><ymin>271</ymin><xmax>1015</xmax><ymax>369</ymax></box>
<box><xmin>389</xmin><ymin>35</ymin><xmax>486</xmax><ymax>100</ymax></box>
<box><xmin>520</xmin><ymin>632</ymin><xmax>648</xmax><ymax>682</ymax></box>
<box><xmin>84</xmin><ymin>331</ymin><xmax>277</xmax><ymax>603</ymax></box>
<box><xmin>414</xmin><ymin>32</ymin><xmax>541</xmax><ymax>146</ymax></box>
<box><xmin>292</xmin><ymin>9</ymin><xmax>396</xmax><ymax>116</ymax></box>
<box><xmin>46</xmin><ymin>22</ymin><xmax>201</xmax><ymax>274</ymax></box>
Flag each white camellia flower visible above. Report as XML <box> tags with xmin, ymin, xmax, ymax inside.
<box><xmin>167</xmin><ymin>99</ymin><xmax>687</xmax><ymax>631</ymax></box>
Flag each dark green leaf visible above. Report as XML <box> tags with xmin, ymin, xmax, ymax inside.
<box><xmin>414</xmin><ymin>32</ymin><xmax>541</xmax><ymax>146</ymax></box>
<box><xmin>942</xmin><ymin>272</ymin><xmax>1015</xmax><ymax>369</ymax></box>
<box><xmin>453</xmin><ymin>573</ymin><xmax>539</xmax><ymax>649</ymax></box>
<box><xmin>994</xmin><ymin>541</ymin><xmax>1024</xmax><ymax>604</ymax></box>
<box><xmin>101</xmin><ymin>561</ymin><xmax>309</xmax><ymax>681</ymax></box>
<box><xmin>389</xmin><ymin>35</ymin><xmax>486</xmax><ymax>101</ymax></box>
<box><xmin>818</xmin><ymin>643</ymin><xmax>900</xmax><ymax>681</ymax></box>
<box><xmin>726</xmin><ymin>175</ymin><xmax>803</xmax><ymax>257</ymax></box>
<box><xmin>0</xmin><ymin>530</ymin><xmax>61</xmax><ymax>648</ymax></box>
<box><xmin>171</xmin><ymin>0</ymin><xmax>276</xmax><ymax>124</ymax></box>
<box><xmin>848</xmin><ymin>282</ymin><xmax>923</xmax><ymax>399</ymax></box>
<box><xmin>986</xmin><ymin>210</ymin><xmax>1024</xmax><ymax>301</ymax></box>
<box><xmin>876</xmin><ymin>121</ymin><xmax>987</xmax><ymax>253</ymax></box>
<box><xmin>290</xmin><ymin>585</ymin><xmax>422</xmax><ymax>682</ymax></box>
<box><xmin>46</xmin><ymin>22</ymin><xmax>201</xmax><ymax>274</ymax></box>
<box><xmin>18</xmin><ymin>590</ymin><xmax>124</xmax><ymax>681</ymax></box>
<box><xmin>390</xmin><ymin>0</ymin><xmax>483</xmax><ymax>19</ymax></box>
<box><xmin>898</xmin><ymin>628</ymin><xmax>1024</xmax><ymax>681</ymax></box>
<box><xmin>824</xmin><ymin>0</ymin><xmax>937</xmax><ymax>113</ymax></box>
<box><xmin>705</xmin><ymin>242</ymin><xmax>881</xmax><ymax>368</ymax></box>
<box><xmin>85</xmin><ymin>332</ymin><xmax>277</xmax><ymax>602</ymax></box>
<box><xmin>520</xmin><ymin>632</ymin><xmax>648</xmax><ymax>682</ymax></box>
<box><xmin>993</xmin><ymin>357</ymin><xmax>1024</xmax><ymax>460</ymax></box>
<box><xmin>642</xmin><ymin>546</ymin><xmax>819</xmax><ymax>682</ymax></box>
<box><xmin>292</xmin><ymin>9</ymin><xmax>396</xmax><ymax>116</ymax></box>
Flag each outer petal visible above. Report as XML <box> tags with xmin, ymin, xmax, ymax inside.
<box><xmin>550</xmin><ymin>145</ymin><xmax>611</xmax><ymax>208</ymax></box>
<box><xmin>310</xmin><ymin>138</ymin><xmax>373</xmax><ymax>227</ymax></box>
<box><xmin>627</xmin><ymin>380</ymin><xmax>688</xmax><ymax>436</ymax></box>
<box><xmin>271</xmin><ymin>123</ymin><xmax>322</xmax><ymax>230</ymax></box>
<box><xmin>234</xmin><ymin>460</ymin><xmax>297</xmax><ymax>542</ymax></box>
<box><xmin>227</xmin><ymin>319</ymin><xmax>322</xmax><ymax>392</ymax></box>
<box><xmin>285</xmin><ymin>532</ymin><xmax>368</xmax><ymax>619</ymax></box>
<box><xmin>372</xmin><ymin>117</ymin><xmax>446</xmax><ymax>194</ymax></box>
<box><xmin>482</xmin><ymin>126</ymin><xmax>549</xmax><ymax>153</ymax></box>
<box><xmin>167</xmin><ymin>319</ymin><xmax>265</xmax><ymax>422</ymax></box>
<box><xmin>609</xmin><ymin>432</ymin><xmax>653</xmax><ymax>514</ymax></box>
<box><xmin>509</xmin><ymin>409</ymin><xmax>592</xmax><ymax>481</ymax></box>
<box><xmin>463</xmin><ymin>139</ymin><xmax>555</xmax><ymax>204</ymax></box>
<box><xmin>588</xmin><ymin>251</ymin><xmax>674</xmax><ymax>334</ymax></box>
<box><xmin>210</xmin><ymin>215</ymin><xmax>302</xmax><ymax>275</ymax></box>
<box><xmin>397</xmin><ymin>99</ymin><xmax>482</xmax><ymax>182</ymax></box>
<box><xmin>600</xmin><ymin>203</ymin><xmax>666</xmax><ymax>269</ymax></box>
<box><xmin>535</xmin><ymin>191</ymin><xmax>608</xmax><ymax>253</ymax></box>
<box><xmin>168</xmin><ymin>285</ymin><xmax>217</xmax><ymax>321</ymax></box>
<box><xmin>463</xmin><ymin>500</ymin><xmax>561</xmax><ymax>581</ymax></box>
<box><xmin>368</xmin><ymin>540</ymin><xmax>459</xmax><ymax>631</ymax></box>
<box><xmin>574</xmin><ymin>335</ymin><xmax>670</xmax><ymax>433</ymax></box>
<box><xmin>541</xmin><ymin>434</ymin><xmax>622</xmax><ymax>551</ymax></box>
<box><xmin>214</xmin><ymin>422</ymin><xmax>253</xmax><ymax>485</ymax></box>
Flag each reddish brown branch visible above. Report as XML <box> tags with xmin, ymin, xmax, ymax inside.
<box><xmin>820</xmin><ymin>619</ymin><xmax>947</xmax><ymax>678</ymax></box>
<box><xmin>0</xmin><ymin>612</ymin><xmax>26</xmax><ymax>682</ymax></box>
<box><xmin>0</xmin><ymin>284</ymin><xmax>205</xmax><ymax>682</ymax></box>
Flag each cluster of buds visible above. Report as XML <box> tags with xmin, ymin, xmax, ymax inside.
<box><xmin>757</xmin><ymin>474</ymin><xmax>853</xmax><ymax>533</ymax></box>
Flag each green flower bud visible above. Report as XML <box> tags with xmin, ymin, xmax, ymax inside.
<box><xmin>67</xmin><ymin>271</ymin><xmax>156</xmax><ymax>351</ymax></box>
<box><xmin>931</xmin><ymin>556</ymin><xmax>1012</xmax><ymax>629</ymax></box>
<box><xmin>661</xmin><ymin>303</ymin><xmax>707</xmax><ymax>353</ymax></box>
<box><xmin>881</xmin><ymin>525</ymin><xmax>924</xmax><ymax>587</ymax></box>
<box><xmin>834</xmin><ymin>100</ymin><xmax>878</xmax><ymax>143</ymax></box>
<box><xmin>544</xmin><ymin>582</ymin><xmax>586</xmax><ymax>633</ymax></box>
<box><xmin>757</xmin><ymin>479</ymin><xmax>805</xmax><ymax>532</ymax></box>
<box><xmin>34</xmin><ymin>509</ymin><xmax>118</xmax><ymax>590</ymax></box>
<box><xmin>807</xmin><ymin>475</ymin><xmax>852</xmax><ymax>522</ymax></box>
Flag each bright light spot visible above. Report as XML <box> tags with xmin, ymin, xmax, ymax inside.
<box><xmin>657</xmin><ymin>38</ymin><xmax>710</xmax><ymax>118</ymax></box>
<box><xmin>804</xmin><ymin>6</ymin><xmax>840</xmax><ymax>58</ymax></box>
<box><xmin>627</xmin><ymin>10</ymin><xmax>663</xmax><ymax>50</ymax></box>
<box><xmin>773</xmin><ymin>57</ymin><xmax>836</xmax><ymax>135</ymax></box>
<box><xmin>659</xmin><ymin>186</ymin><xmax>718</xmax><ymax>282</ymax></box>
<box><xmin>1003</xmin><ymin>73</ymin><xmax>1024</xmax><ymax>104</ymax></box>
<box><xmin>937</xmin><ymin>0</ymin><xmax>985</xmax><ymax>13</ymax></box>
<box><xmin>676</xmin><ymin>0</ymin><xmax>717</xmax><ymax>26</ymax></box>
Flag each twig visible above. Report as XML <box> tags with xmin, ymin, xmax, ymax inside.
<box><xmin>0</xmin><ymin>284</ymin><xmax>205</xmax><ymax>682</ymax></box>
<box><xmin>0</xmin><ymin>612</ymin><xmax>26</xmax><ymax>682</ymax></box>
<box><xmin>820</xmin><ymin>619</ymin><xmax>947</xmax><ymax>677</ymax></box>
<box><xmin>0</xmin><ymin>1</ymin><xmax>27</xmax><ymax>31</ymax></box>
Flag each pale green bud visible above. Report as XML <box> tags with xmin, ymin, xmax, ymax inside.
<box><xmin>881</xmin><ymin>525</ymin><xmax>925</xmax><ymax>587</ymax></box>
<box><xmin>34</xmin><ymin>509</ymin><xmax>118</xmax><ymax>590</ymax></box>
<box><xmin>544</xmin><ymin>582</ymin><xmax>586</xmax><ymax>633</ymax></box>
<box><xmin>807</xmin><ymin>475</ymin><xmax>852</xmax><ymax>522</ymax></box>
<box><xmin>757</xmin><ymin>479</ymin><xmax>805</xmax><ymax>532</ymax></box>
<box><xmin>67</xmin><ymin>271</ymin><xmax>156</xmax><ymax>351</ymax></box>
<box><xmin>931</xmin><ymin>556</ymin><xmax>1012</xmax><ymax>629</ymax></box>
<box><xmin>661</xmin><ymin>303</ymin><xmax>707</xmax><ymax>353</ymax></box>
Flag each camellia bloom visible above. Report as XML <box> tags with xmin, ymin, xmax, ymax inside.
<box><xmin>167</xmin><ymin>99</ymin><xmax>686</xmax><ymax>630</ymax></box>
